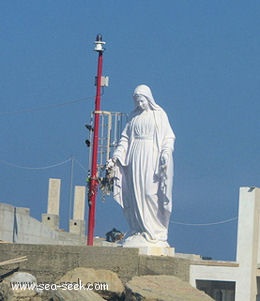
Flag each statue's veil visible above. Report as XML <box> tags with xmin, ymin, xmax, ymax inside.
<box><xmin>133</xmin><ymin>84</ymin><xmax>162</xmax><ymax>111</ymax></box>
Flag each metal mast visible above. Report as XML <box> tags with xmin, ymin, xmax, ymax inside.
<box><xmin>87</xmin><ymin>34</ymin><xmax>105</xmax><ymax>246</ymax></box>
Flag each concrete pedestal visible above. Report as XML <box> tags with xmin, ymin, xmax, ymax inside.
<box><xmin>138</xmin><ymin>246</ymin><xmax>175</xmax><ymax>257</ymax></box>
<box><xmin>121</xmin><ymin>233</ymin><xmax>175</xmax><ymax>257</ymax></box>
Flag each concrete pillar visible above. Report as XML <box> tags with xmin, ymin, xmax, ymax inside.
<box><xmin>235</xmin><ymin>187</ymin><xmax>260</xmax><ymax>301</ymax></box>
<box><xmin>73</xmin><ymin>186</ymin><xmax>85</xmax><ymax>220</ymax></box>
<box><xmin>69</xmin><ymin>186</ymin><xmax>86</xmax><ymax>236</ymax></box>
<box><xmin>47</xmin><ymin>178</ymin><xmax>61</xmax><ymax>215</ymax></box>
<box><xmin>42</xmin><ymin>178</ymin><xmax>61</xmax><ymax>230</ymax></box>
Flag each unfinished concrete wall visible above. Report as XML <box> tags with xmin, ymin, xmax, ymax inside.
<box><xmin>0</xmin><ymin>203</ymin><xmax>85</xmax><ymax>245</ymax></box>
<box><xmin>0</xmin><ymin>179</ymin><xmax>87</xmax><ymax>246</ymax></box>
<box><xmin>0</xmin><ymin>244</ymin><xmax>191</xmax><ymax>284</ymax></box>
<box><xmin>189</xmin><ymin>187</ymin><xmax>260</xmax><ymax>301</ymax></box>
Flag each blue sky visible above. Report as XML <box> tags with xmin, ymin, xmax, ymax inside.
<box><xmin>0</xmin><ymin>1</ymin><xmax>259</xmax><ymax>260</ymax></box>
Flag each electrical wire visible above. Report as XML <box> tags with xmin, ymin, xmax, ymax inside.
<box><xmin>171</xmin><ymin>217</ymin><xmax>237</xmax><ymax>226</ymax></box>
<box><xmin>0</xmin><ymin>156</ymin><xmax>88</xmax><ymax>172</ymax></box>
<box><xmin>1</xmin><ymin>155</ymin><xmax>238</xmax><ymax>227</ymax></box>
<box><xmin>0</xmin><ymin>158</ymin><xmax>72</xmax><ymax>170</ymax></box>
<box><xmin>0</xmin><ymin>96</ymin><xmax>94</xmax><ymax>116</ymax></box>
<box><xmin>74</xmin><ymin>158</ymin><xmax>88</xmax><ymax>173</ymax></box>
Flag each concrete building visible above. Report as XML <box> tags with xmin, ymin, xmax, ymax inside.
<box><xmin>1</xmin><ymin>181</ymin><xmax>260</xmax><ymax>300</ymax></box>
<box><xmin>0</xmin><ymin>178</ymin><xmax>86</xmax><ymax>245</ymax></box>
<box><xmin>190</xmin><ymin>187</ymin><xmax>260</xmax><ymax>301</ymax></box>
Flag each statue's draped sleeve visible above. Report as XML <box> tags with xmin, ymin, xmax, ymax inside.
<box><xmin>113</xmin><ymin>123</ymin><xmax>129</xmax><ymax>166</ymax></box>
<box><xmin>112</xmin><ymin>123</ymin><xmax>130</xmax><ymax>207</ymax></box>
<box><xmin>154</xmin><ymin>110</ymin><xmax>175</xmax><ymax>209</ymax></box>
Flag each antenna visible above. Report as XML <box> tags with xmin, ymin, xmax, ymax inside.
<box><xmin>87</xmin><ymin>34</ymin><xmax>105</xmax><ymax>246</ymax></box>
<box><xmin>86</xmin><ymin>35</ymin><xmax>126</xmax><ymax>246</ymax></box>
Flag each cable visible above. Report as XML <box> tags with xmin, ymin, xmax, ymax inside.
<box><xmin>74</xmin><ymin>158</ymin><xmax>88</xmax><ymax>173</ymax></box>
<box><xmin>0</xmin><ymin>96</ymin><xmax>94</xmax><ymax>116</ymax></box>
<box><xmin>1</xmin><ymin>156</ymin><xmax>238</xmax><ymax>227</ymax></box>
<box><xmin>0</xmin><ymin>158</ymin><xmax>71</xmax><ymax>170</ymax></box>
<box><xmin>171</xmin><ymin>217</ymin><xmax>238</xmax><ymax>226</ymax></box>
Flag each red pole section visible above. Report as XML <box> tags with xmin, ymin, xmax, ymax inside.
<box><xmin>87</xmin><ymin>35</ymin><xmax>105</xmax><ymax>246</ymax></box>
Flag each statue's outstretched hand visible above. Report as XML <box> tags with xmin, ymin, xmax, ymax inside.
<box><xmin>106</xmin><ymin>158</ymin><xmax>117</xmax><ymax>170</ymax></box>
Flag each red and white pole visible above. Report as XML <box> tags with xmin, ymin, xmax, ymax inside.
<box><xmin>87</xmin><ymin>34</ymin><xmax>105</xmax><ymax>246</ymax></box>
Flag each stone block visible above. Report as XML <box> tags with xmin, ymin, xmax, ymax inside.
<box><xmin>58</xmin><ymin>267</ymin><xmax>124</xmax><ymax>300</ymax></box>
<box><xmin>125</xmin><ymin>275</ymin><xmax>214</xmax><ymax>301</ymax></box>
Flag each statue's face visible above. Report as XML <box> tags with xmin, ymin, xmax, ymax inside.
<box><xmin>135</xmin><ymin>94</ymin><xmax>149</xmax><ymax>111</ymax></box>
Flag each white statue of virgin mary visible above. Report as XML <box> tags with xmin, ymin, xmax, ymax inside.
<box><xmin>107</xmin><ymin>84</ymin><xmax>176</xmax><ymax>247</ymax></box>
